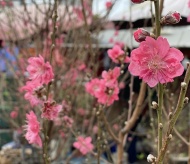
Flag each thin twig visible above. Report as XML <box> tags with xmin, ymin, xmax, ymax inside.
<box><xmin>157</xmin><ymin>63</ymin><xmax>190</xmax><ymax>163</ymax></box>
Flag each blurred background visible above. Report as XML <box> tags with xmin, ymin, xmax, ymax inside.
<box><xmin>0</xmin><ymin>0</ymin><xmax>190</xmax><ymax>163</ymax></box>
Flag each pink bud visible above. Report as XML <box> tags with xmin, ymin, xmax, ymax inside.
<box><xmin>161</xmin><ymin>11</ymin><xmax>181</xmax><ymax>25</ymax></box>
<box><xmin>105</xmin><ymin>1</ymin><xmax>112</xmax><ymax>9</ymax></box>
<box><xmin>93</xmin><ymin>126</ymin><xmax>98</xmax><ymax>134</ymax></box>
<box><xmin>0</xmin><ymin>1</ymin><xmax>6</xmax><ymax>7</ymax></box>
<box><xmin>131</xmin><ymin>0</ymin><xmax>145</xmax><ymax>4</ymax></box>
<box><xmin>10</xmin><ymin>111</ymin><xmax>18</xmax><ymax>119</ymax></box>
<box><xmin>133</xmin><ymin>28</ymin><xmax>150</xmax><ymax>42</ymax></box>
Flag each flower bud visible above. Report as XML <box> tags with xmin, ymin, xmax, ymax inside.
<box><xmin>105</xmin><ymin>1</ymin><xmax>112</xmax><ymax>9</ymax></box>
<box><xmin>184</xmin><ymin>97</ymin><xmax>189</xmax><ymax>104</ymax></box>
<box><xmin>161</xmin><ymin>11</ymin><xmax>181</xmax><ymax>25</ymax></box>
<box><xmin>147</xmin><ymin>154</ymin><xmax>156</xmax><ymax>163</ymax></box>
<box><xmin>168</xmin><ymin>134</ymin><xmax>172</xmax><ymax>140</ymax></box>
<box><xmin>134</xmin><ymin>28</ymin><xmax>150</xmax><ymax>42</ymax></box>
<box><xmin>151</xmin><ymin>101</ymin><xmax>158</xmax><ymax>109</ymax></box>
<box><xmin>181</xmin><ymin>82</ymin><xmax>187</xmax><ymax>88</ymax></box>
<box><xmin>131</xmin><ymin>0</ymin><xmax>145</xmax><ymax>4</ymax></box>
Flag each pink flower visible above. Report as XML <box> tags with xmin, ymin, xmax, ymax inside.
<box><xmin>20</xmin><ymin>81</ymin><xmax>43</xmax><ymax>107</ymax></box>
<box><xmin>78</xmin><ymin>63</ymin><xmax>86</xmax><ymax>71</ymax></box>
<box><xmin>133</xmin><ymin>28</ymin><xmax>150</xmax><ymax>43</ymax></box>
<box><xmin>96</xmin><ymin>82</ymin><xmax>119</xmax><ymax>106</ymax></box>
<box><xmin>85</xmin><ymin>78</ymin><xmax>104</xmax><ymax>97</ymax></box>
<box><xmin>161</xmin><ymin>11</ymin><xmax>181</xmax><ymax>25</ymax></box>
<box><xmin>128</xmin><ymin>36</ymin><xmax>184</xmax><ymax>87</ymax></box>
<box><xmin>73</xmin><ymin>136</ymin><xmax>94</xmax><ymax>155</ymax></box>
<box><xmin>108</xmin><ymin>45</ymin><xmax>129</xmax><ymax>63</ymax></box>
<box><xmin>131</xmin><ymin>0</ymin><xmax>145</xmax><ymax>4</ymax></box>
<box><xmin>77</xmin><ymin>108</ymin><xmax>86</xmax><ymax>116</ymax></box>
<box><xmin>63</xmin><ymin>116</ymin><xmax>74</xmax><ymax>128</ymax></box>
<box><xmin>0</xmin><ymin>1</ymin><xmax>6</xmax><ymax>7</ymax></box>
<box><xmin>86</xmin><ymin>74</ymin><xmax>120</xmax><ymax>106</ymax></box>
<box><xmin>41</xmin><ymin>101</ymin><xmax>62</xmax><ymax>120</ymax></box>
<box><xmin>10</xmin><ymin>111</ymin><xmax>18</xmax><ymax>119</ymax></box>
<box><xmin>105</xmin><ymin>1</ymin><xmax>112</xmax><ymax>9</ymax></box>
<box><xmin>27</xmin><ymin>55</ymin><xmax>54</xmax><ymax>85</ymax></box>
<box><xmin>24</xmin><ymin>111</ymin><xmax>42</xmax><ymax>147</ymax></box>
<box><xmin>102</xmin><ymin>67</ymin><xmax>120</xmax><ymax>85</ymax></box>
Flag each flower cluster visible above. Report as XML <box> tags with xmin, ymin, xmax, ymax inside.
<box><xmin>22</xmin><ymin>55</ymin><xmax>62</xmax><ymax>146</ymax></box>
<box><xmin>21</xmin><ymin>55</ymin><xmax>54</xmax><ymax>106</ymax></box>
<box><xmin>41</xmin><ymin>101</ymin><xmax>62</xmax><ymax>120</ymax></box>
<box><xmin>85</xmin><ymin>67</ymin><xmax>120</xmax><ymax>106</ymax></box>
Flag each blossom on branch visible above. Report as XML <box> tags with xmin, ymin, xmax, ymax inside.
<box><xmin>133</xmin><ymin>28</ymin><xmax>150</xmax><ymax>42</ymax></box>
<box><xmin>10</xmin><ymin>111</ymin><xmax>18</xmax><ymax>119</ymax></box>
<box><xmin>85</xmin><ymin>68</ymin><xmax>120</xmax><ymax>106</ymax></box>
<box><xmin>27</xmin><ymin>55</ymin><xmax>54</xmax><ymax>85</ymax></box>
<box><xmin>101</xmin><ymin>67</ymin><xmax>120</xmax><ymax>85</ymax></box>
<box><xmin>24</xmin><ymin>111</ymin><xmax>42</xmax><ymax>147</ymax></box>
<box><xmin>85</xmin><ymin>78</ymin><xmax>104</xmax><ymax>97</ymax></box>
<box><xmin>41</xmin><ymin>101</ymin><xmax>62</xmax><ymax>120</ymax></box>
<box><xmin>107</xmin><ymin>45</ymin><xmax>130</xmax><ymax>64</ymax></box>
<box><xmin>73</xmin><ymin>136</ymin><xmax>94</xmax><ymax>155</ymax></box>
<box><xmin>128</xmin><ymin>36</ymin><xmax>184</xmax><ymax>87</ymax></box>
<box><xmin>20</xmin><ymin>81</ymin><xmax>43</xmax><ymax>107</ymax></box>
<box><xmin>161</xmin><ymin>11</ymin><xmax>181</xmax><ymax>25</ymax></box>
<box><xmin>105</xmin><ymin>1</ymin><xmax>112</xmax><ymax>9</ymax></box>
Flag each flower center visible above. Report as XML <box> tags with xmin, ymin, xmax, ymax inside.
<box><xmin>31</xmin><ymin>124</ymin><xmax>39</xmax><ymax>132</ymax></box>
<box><xmin>148</xmin><ymin>56</ymin><xmax>162</xmax><ymax>71</ymax></box>
<box><xmin>117</xmin><ymin>55</ymin><xmax>125</xmax><ymax>63</ymax></box>
<box><xmin>105</xmin><ymin>87</ymin><xmax>114</xmax><ymax>95</ymax></box>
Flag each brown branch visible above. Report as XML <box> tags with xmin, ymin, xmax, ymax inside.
<box><xmin>163</xmin><ymin>106</ymin><xmax>189</xmax><ymax>146</ymax></box>
<box><xmin>102</xmin><ymin>113</ymin><xmax>120</xmax><ymax>144</ymax></box>
<box><xmin>157</xmin><ymin>63</ymin><xmax>190</xmax><ymax>163</ymax></box>
<box><xmin>117</xmin><ymin>82</ymin><xmax>147</xmax><ymax>164</ymax></box>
